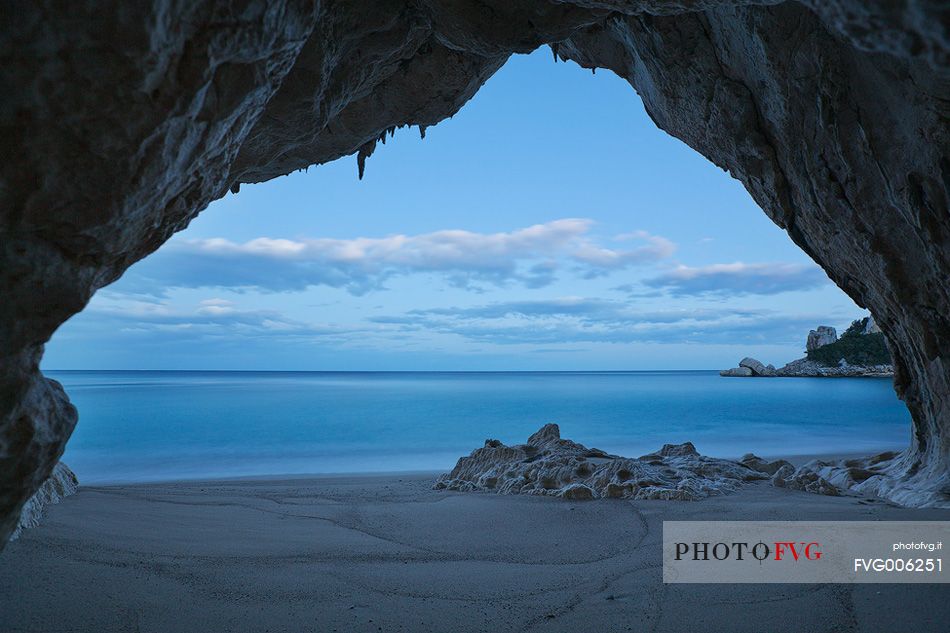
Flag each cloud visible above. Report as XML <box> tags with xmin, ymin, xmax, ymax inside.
<box><xmin>197</xmin><ymin>298</ymin><xmax>238</xmax><ymax>316</ymax></box>
<box><xmin>57</xmin><ymin>290</ymin><xmax>836</xmax><ymax>365</ymax></box>
<box><xmin>411</xmin><ymin>298</ymin><xmax>758</xmax><ymax>323</ymax></box>
<box><xmin>641</xmin><ymin>262</ymin><xmax>829</xmax><ymax>297</ymax></box>
<box><xmin>571</xmin><ymin>230</ymin><xmax>676</xmax><ymax>274</ymax></box>
<box><xmin>63</xmin><ymin>296</ymin><xmax>360</xmax><ymax>348</ymax></box>
<box><xmin>117</xmin><ymin>220</ymin><xmax>675</xmax><ymax>295</ymax></box>
<box><xmin>370</xmin><ymin>298</ymin><xmax>823</xmax><ymax>346</ymax></box>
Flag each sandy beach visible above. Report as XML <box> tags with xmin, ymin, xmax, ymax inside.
<box><xmin>2</xmin><ymin>469</ymin><xmax>948</xmax><ymax>633</ymax></box>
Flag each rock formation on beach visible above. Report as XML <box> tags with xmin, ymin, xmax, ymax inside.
<box><xmin>436</xmin><ymin>424</ymin><xmax>769</xmax><ymax>500</ymax></box>
<box><xmin>436</xmin><ymin>424</ymin><xmax>863</xmax><ymax>501</ymax></box>
<box><xmin>437</xmin><ymin>425</ymin><xmax>931</xmax><ymax>503</ymax></box>
<box><xmin>740</xmin><ymin>450</ymin><xmax>931</xmax><ymax>502</ymax></box>
<box><xmin>740</xmin><ymin>454</ymin><xmax>840</xmax><ymax>497</ymax></box>
<box><xmin>721</xmin><ymin>317</ymin><xmax>895</xmax><ymax>378</ymax></box>
<box><xmin>2</xmin><ymin>1</ymin><xmax>949</xmax><ymax>541</ymax></box>
<box><xmin>9</xmin><ymin>463</ymin><xmax>78</xmax><ymax>542</ymax></box>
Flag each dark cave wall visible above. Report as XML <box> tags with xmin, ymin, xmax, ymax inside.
<box><xmin>559</xmin><ymin>2</ymin><xmax>950</xmax><ymax>503</ymax></box>
<box><xmin>1</xmin><ymin>0</ymin><xmax>948</xmax><ymax>543</ymax></box>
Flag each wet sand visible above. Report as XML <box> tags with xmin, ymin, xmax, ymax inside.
<box><xmin>1</xmin><ymin>472</ymin><xmax>948</xmax><ymax>633</ymax></box>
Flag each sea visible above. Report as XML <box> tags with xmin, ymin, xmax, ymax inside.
<box><xmin>48</xmin><ymin>370</ymin><xmax>912</xmax><ymax>484</ymax></box>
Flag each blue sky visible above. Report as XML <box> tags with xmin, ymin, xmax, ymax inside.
<box><xmin>44</xmin><ymin>49</ymin><xmax>863</xmax><ymax>371</ymax></box>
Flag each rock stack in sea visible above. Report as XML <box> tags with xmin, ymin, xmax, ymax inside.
<box><xmin>720</xmin><ymin>317</ymin><xmax>893</xmax><ymax>378</ymax></box>
<box><xmin>720</xmin><ymin>357</ymin><xmax>777</xmax><ymax>377</ymax></box>
<box><xmin>806</xmin><ymin>326</ymin><xmax>838</xmax><ymax>351</ymax></box>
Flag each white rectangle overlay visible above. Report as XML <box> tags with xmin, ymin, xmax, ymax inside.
<box><xmin>663</xmin><ymin>521</ymin><xmax>948</xmax><ymax>583</ymax></box>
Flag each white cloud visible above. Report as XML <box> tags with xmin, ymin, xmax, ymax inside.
<box><xmin>197</xmin><ymin>298</ymin><xmax>237</xmax><ymax>315</ymax></box>
<box><xmin>79</xmin><ymin>295</ymin><xmax>357</xmax><ymax>342</ymax></box>
<box><xmin>573</xmin><ymin>232</ymin><xmax>675</xmax><ymax>267</ymax></box>
<box><xmin>118</xmin><ymin>220</ymin><xmax>675</xmax><ymax>295</ymax></box>
<box><xmin>370</xmin><ymin>298</ymin><xmax>824</xmax><ymax>346</ymax></box>
<box><xmin>642</xmin><ymin>262</ymin><xmax>829</xmax><ymax>297</ymax></box>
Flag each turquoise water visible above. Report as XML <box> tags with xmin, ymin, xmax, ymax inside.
<box><xmin>49</xmin><ymin>370</ymin><xmax>912</xmax><ymax>484</ymax></box>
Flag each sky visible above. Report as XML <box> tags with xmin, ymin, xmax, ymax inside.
<box><xmin>43</xmin><ymin>48</ymin><xmax>865</xmax><ymax>371</ymax></box>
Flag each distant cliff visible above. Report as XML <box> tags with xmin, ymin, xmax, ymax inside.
<box><xmin>721</xmin><ymin>317</ymin><xmax>893</xmax><ymax>378</ymax></box>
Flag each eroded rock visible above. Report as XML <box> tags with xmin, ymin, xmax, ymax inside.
<box><xmin>807</xmin><ymin>326</ymin><xmax>839</xmax><ymax>352</ymax></box>
<box><xmin>740</xmin><ymin>454</ymin><xmax>794</xmax><ymax>476</ymax></box>
<box><xmin>775</xmin><ymin>358</ymin><xmax>894</xmax><ymax>378</ymax></box>
<box><xmin>863</xmin><ymin>316</ymin><xmax>882</xmax><ymax>335</ymax></box>
<box><xmin>719</xmin><ymin>366</ymin><xmax>754</xmax><ymax>377</ymax></box>
<box><xmin>9</xmin><ymin>462</ymin><xmax>78</xmax><ymax>542</ymax></box>
<box><xmin>750</xmin><ymin>455</ymin><xmax>843</xmax><ymax>496</ymax></box>
<box><xmin>724</xmin><ymin>319</ymin><xmax>895</xmax><ymax>377</ymax></box>
<box><xmin>771</xmin><ymin>464</ymin><xmax>841</xmax><ymax>497</ymax></box>
<box><xmin>435</xmin><ymin>424</ymin><xmax>767</xmax><ymax>501</ymax></box>
<box><xmin>739</xmin><ymin>357</ymin><xmax>766</xmax><ymax>375</ymax></box>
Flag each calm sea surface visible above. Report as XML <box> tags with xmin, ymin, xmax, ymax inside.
<box><xmin>48</xmin><ymin>370</ymin><xmax>912</xmax><ymax>484</ymax></box>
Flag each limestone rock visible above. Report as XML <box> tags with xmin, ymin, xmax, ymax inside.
<box><xmin>863</xmin><ymin>316</ymin><xmax>882</xmax><ymax>335</ymax></box>
<box><xmin>719</xmin><ymin>367</ymin><xmax>753</xmax><ymax>377</ymax></box>
<box><xmin>775</xmin><ymin>358</ymin><xmax>894</xmax><ymax>378</ymax></box>
<box><xmin>770</xmin><ymin>464</ymin><xmax>796</xmax><ymax>487</ymax></box>
<box><xmin>767</xmin><ymin>459</ymin><xmax>838</xmax><ymax>496</ymax></box>
<box><xmin>774</xmin><ymin>467</ymin><xmax>841</xmax><ymax>497</ymax></box>
<box><xmin>9</xmin><ymin>462</ymin><xmax>78</xmax><ymax>541</ymax></box>
<box><xmin>768</xmin><ymin>453</ymin><xmax>944</xmax><ymax>504</ymax></box>
<box><xmin>806</xmin><ymin>326</ymin><xmax>838</xmax><ymax>352</ymax></box>
<box><xmin>740</xmin><ymin>454</ymin><xmax>794</xmax><ymax>476</ymax></box>
<box><xmin>435</xmin><ymin>424</ymin><xmax>768</xmax><ymax>501</ymax></box>
<box><xmin>739</xmin><ymin>357</ymin><xmax>775</xmax><ymax>377</ymax></box>
<box><xmin>758</xmin><ymin>451</ymin><xmax>934</xmax><ymax>503</ymax></box>
<box><xmin>722</xmin><ymin>318</ymin><xmax>893</xmax><ymax>378</ymax></box>
<box><xmin>767</xmin><ymin>458</ymin><xmax>901</xmax><ymax>497</ymax></box>
<box><xmin>649</xmin><ymin>442</ymin><xmax>699</xmax><ymax>458</ymax></box>
<box><xmin>560</xmin><ymin>483</ymin><xmax>596</xmax><ymax>500</ymax></box>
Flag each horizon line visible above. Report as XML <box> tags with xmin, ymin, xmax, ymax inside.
<box><xmin>43</xmin><ymin>368</ymin><xmax>723</xmax><ymax>373</ymax></box>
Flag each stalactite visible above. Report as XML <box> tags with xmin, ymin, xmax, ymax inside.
<box><xmin>356</xmin><ymin>139</ymin><xmax>377</xmax><ymax>180</ymax></box>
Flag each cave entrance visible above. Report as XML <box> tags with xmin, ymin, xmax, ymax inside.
<box><xmin>41</xmin><ymin>49</ymin><xmax>910</xmax><ymax>487</ymax></box>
